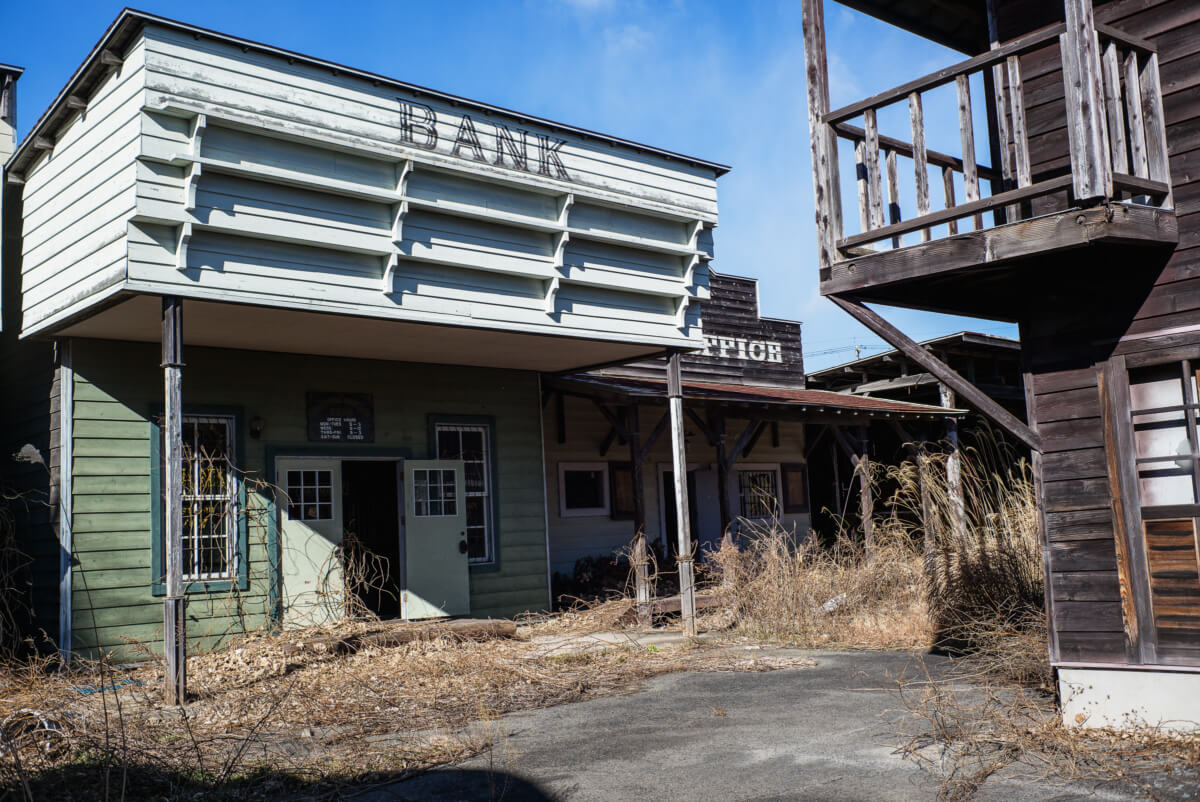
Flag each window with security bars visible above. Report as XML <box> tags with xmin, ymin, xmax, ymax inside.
<box><xmin>737</xmin><ymin>468</ymin><xmax>779</xmax><ymax>519</ymax></box>
<box><xmin>286</xmin><ymin>470</ymin><xmax>334</xmax><ymax>521</ymax></box>
<box><xmin>413</xmin><ymin>468</ymin><xmax>457</xmax><ymax>517</ymax></box>
<box><xmin>436</xmin><ymin>423</ymin><xmax>493</xmax><ymax>563</ymax></box>
<box><xmin>179</xmin><ymin>416</ymin><xmax>238</xmax><ymax>581</ymax></box>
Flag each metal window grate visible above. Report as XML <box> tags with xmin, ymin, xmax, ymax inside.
<box><xmin>737</xmin><ymin>469</ymin><xmax>778</xmax><ymax>519</ymax></box>
<box><xmin>179</xmin><ymin>415</ymin><xmax>237</xmax><ymax>582</ymax></box>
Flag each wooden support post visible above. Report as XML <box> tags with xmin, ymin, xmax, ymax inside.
<box><xmin>713</xmin><ymin>414</ymin><xmax>731</xmax><ymax>536</ymax></box>
<box><xmin>801</xmin><ymin>0</ymin><xmax>844</xmax><ymax>267</ymax></box>
<box><xmin>627</xmin><ymin>405</ymin><xmax>645</xmax><ymax>537</ymax></box>
<box><xmin>1061</xmin><ymin>0</ymin><xmax>1113</xmax><ymax>202</ymax></box>
<box><xmin>858</xmin><ymin>428</ymin><xmax>875</xmax><ymax>561</ymax></box>
<box><xmin>984</xmin><ymin>0</ymin><xmax>1011</xmax><ymax>226</ymax></box>
<box><xmin>555</xmin><ymin>391</ymin><xmax>566</xmax><ymax>445</ymax></box>
<box><xmin>828</xmin><ymin>296</ymin><xmax>1041</xmax><ymax>452</ymax></box>
<box><xmin>864</xmin><ymin>110</ymin><xmax>886</xmax><ymax>232</ymax></box>
<box><xmin>667</xmin><ymin>351</ymin><xmax>697</xmax><ymax>637</ymax></box>
<box><xmin>855</xmin><ymin>140</ymin><xmax>870</xmax><ymax>234</ymax></box>
<box><xmin>162</xmin><ymin>297</ymin><xmax>186</xmax><ymax>706</ymax></box>
<box><xmin>633</xmin><ymin>531</ymin><xmax>651</xmax><ymax>629</ymax></box>
<box><xmin>940</xmin><ymin>383</ymin><xmax>967</xmax><ymax>542</ymax></box>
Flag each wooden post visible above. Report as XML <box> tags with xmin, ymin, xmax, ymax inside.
<box><xmin>627</xmin><ymin>405</ymin><xmax>645</xmax><ymax>536</ymax></box>
<box><xmin>627</xmin><ymin>405</ymin><xmax>651</xmax><ymax>627</ymax></box>
<box><xmin>1061</xmin><ymin>0</ymin><xmax>1113</xmax><ymax>202</ymax></box>
<box><xmin>908</xmin><ymin>92</ymin><xmax>930</xmax><ymax>242</ymax></box>
<box><xmin>162</xmin><ymin>297</ymin><xmax>186</xmax><ymax>706</ymax></box>
<box><xmin>801</xmin><ymin>0</ymin><xmax>844</xmax><ymax>266</ymax></box>
<box><xmin>858</xmin><ymin>428</ymin><xmax>875</xmax><ymax>561</ymax></box>
<box><xmin>633</xmin><ymin>531</ymin><xmax>651</xmax><ymax>629</ymax></box>
<box><xmin>940</xmin><ymin>383</ymin><xmax>967</xmax><ymax>542</ymax></box>
<box><xmin>983</xmin><ymin>0</ymin><xmax>1011</xmax><ymax>227</ymax></box>
<box><xmin>667</xmin><ymin>351</ymin><xmax>697</xmax><ymax>637</ymax></box>
<box><xmin>955</xmin><ymin>74</ymin><xmax>982</xmax><ymax>231</ymax></box>
<box><xmin>714</xmin><ymin>414</ymin><xmax>730</xmax><ymax>535</ymax></box>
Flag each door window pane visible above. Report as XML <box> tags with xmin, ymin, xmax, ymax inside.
<box><xmin>287</xmin><ymin>469</ymin><xmax>334</xmax><ymax>521</ymax></box>
<box><xmin>413</xmin><ymin>468</ymin><xmax>457</xmax><ymax>518</ymax></box>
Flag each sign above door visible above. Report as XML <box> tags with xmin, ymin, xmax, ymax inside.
<box><xmin>306</xmin><ymin>392</ymin><xmax>375</xmax><ymax>443</ymax></box>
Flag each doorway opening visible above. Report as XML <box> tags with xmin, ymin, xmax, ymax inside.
<box><xmin>342</xmin><ymin>460</ymin><xmax>402</xmax><ymax>618</ymax></box>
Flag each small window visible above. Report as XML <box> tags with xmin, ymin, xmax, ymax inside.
<box><xmin>737</xmin><ymin>467</ymin><xmax>780</xmax><ymax>519</ymax></box>
<box><xmin>559</xmin><ymin>462</ymin><xmax>609</xmax><ymax>517</ymax></box>
<box><xmin>414</xmin><ymin>468</ymin><xmax>458</xmax><ymax>517</ymax></box>
<box><xmin>1130</xmin><ymin>362</ymin><xmax>1200</xmax><ymax>508</ymax></box>
<box><xmin>781</xmin><ymin>463</ymin><xmax>809</xmax><ymax>514</ymax></box>
<box><xmin>608</xmin><ymin>462</ymin><xmax>636</xmax><ymax>520</ymax></box>
<box><xmin>287</xmin><ymin>469</ymin><xmax>334</xmax><ymax>521</ymax></box>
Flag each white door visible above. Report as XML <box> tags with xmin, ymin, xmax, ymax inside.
<box><xmin>278</xmin><ymin>458</ymin><xmax>344</xmax><ymax>627</ymax></box>
<box><xmin>403</xmin><ymin>459</ymin><xmax>470</xmax><ymax>619</ymax></box>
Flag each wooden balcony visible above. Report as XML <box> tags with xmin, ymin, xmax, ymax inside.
<box><xmin>807</xmin><ymin>6</ymin><xmax>1178</xmax><ymax>321</ymax></box>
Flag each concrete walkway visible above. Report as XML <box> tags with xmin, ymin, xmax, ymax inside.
<box><xmin>359</xmin><ymin>649</ymin><xmax>1135</xmax><ymax>802</ymax></box>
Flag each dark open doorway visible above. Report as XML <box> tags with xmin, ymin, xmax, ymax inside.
<box><xmin>342</xmin><ymin>460</ymin><xmax>402</xmax><ymax>618</ymax></box>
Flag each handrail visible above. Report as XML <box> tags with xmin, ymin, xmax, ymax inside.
<box><xmin>824</xmin><ymin>22</ymin><xmax>1066</xmax><ymax>125</ymax></box>
<box><xmin>831</xmin><ymin>122</ymin><xmax>1000</xmax><ymax>183</ymax></box>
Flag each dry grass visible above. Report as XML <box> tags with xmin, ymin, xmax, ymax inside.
<box><xmin>708</xmin><ymin>521</ymin><xmax>930</xmax><ymax>649</ymax></box>
<box><xmin>0</xmin><ymin>614</ymin><xmax>813</xmax><ymax>800</ymax></box>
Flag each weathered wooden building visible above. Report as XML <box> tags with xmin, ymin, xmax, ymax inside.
<box><xmin>0</xmin><ymin>10</ymin><xmax>729</xmax><ymax>674</ymax></box>
<box><xmin>801</xmin><ymin>0</ymin><xmax>1198</xmax><ymax>728</ymax></box>
<box><xmin>542</xmin><ymin>271</ymin><xmax>959</xmax><ymax>588</ymax></box>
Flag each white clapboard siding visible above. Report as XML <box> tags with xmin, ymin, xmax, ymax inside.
<box><xmin>19</xmin><ymin>22</ymin><xmax>718</xmax><ymax>352</ymax></box>
<box><xmin>140</xmin><ymin>27</ymin><xmax>717</xmax><ymax>215</ymax></box>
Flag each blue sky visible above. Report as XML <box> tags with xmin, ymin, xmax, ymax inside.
<box><xmin>0</xmin><ymin>0</ymin><xmax>1018</xmax><ymax>370</ymax></box>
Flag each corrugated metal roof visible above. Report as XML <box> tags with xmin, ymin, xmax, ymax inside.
<box><xmin>555</xmin><ymin>375</ymin><xmax>964</xmax><ymax>417</ymax></box>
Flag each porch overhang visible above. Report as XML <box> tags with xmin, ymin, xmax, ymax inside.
<box><xmin>545</xmin><ymin>374</ymin><xmax>965</xmax><ymax>425</ymax></box>
<box><xmin>47</xmin><ymin>292</ymin><xmax>690</xmax><ymax>373</ymax></box>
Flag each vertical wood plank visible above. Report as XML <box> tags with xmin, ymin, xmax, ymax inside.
<box><xmin>1006</xmin><ymin>55</ymin><xmax>1032</xmax><ymax>190</ymax></box>
<box><xmin>855</xmin><ymin>140</ymin><xmax>870</xmax><ymax>234</ymax></box>
<box><xmin>864</xmin><ymin>108</ymin><xmax>885</xmax><ymax>231</ymax></box>
<box><xmin>885</xmin><ymin>148</ymin><xmax>901</xmax><ymax>248</ymax></box>
<box><xmin>1061</xmin><ymin>0</ymin><xmax>1113</xmax><ymax>201</ymax></box>
<box><xmin>627</xmin><ymin>405</ymin><xmax>645</xmax><ymax>537</ymax></box>
<box><xmin>633</xmin><ymin>532</ymin><xmax>651</xmax><ymax>628</ymax></box>
<box><xmin>942</xmin><ymin>166</ymin><xmax>959</xmax><ymax>235</ymax></box>
<box><xmin>1100</xmin><ymin>357</ymin><xmax>1157</xmax><ymax>665</ymax></box>
<box><xmin>954</xmin><ymin>74</ymin><xmax>983</xmax><ymax>231</ymax></box>
<box><xmin>1023</xmin><ymin>368</ymin><xmax>1059</xmax><ymax>664</ymax></box>
<box><xmin>981</xmin><ymin>67</ymin><xmax>1009</xmax><ymax>227</ymax></box>
<box><xmin>714</xmin><ymin>414</ymin><xmax>731</xmax><ymax>535</ymax></box>
<box><xmin>858</xmin><ymin>430</ymin><xmax>875</xmax><ymax>561</ymax></box>
<box><xmin>1101</xmin><ymin>42</ymin><xmax>1129</xmax><ymax>177</ymax></box>
<box><xmin>940</xmin><ymin>383</ymin><xmax>967</xmax><ymax>542</ymax></box>
<box><xmin>1139</xmin><ymin>52</ymin><xmax>1174</xmax><ymax>208</ymax></box>
<box><xmin>801</xmin><ymin>0</ymin><xmax>844</xmax><ymax>266</ymax></box>
<box><xmin>57</xmin><ymin>340</ymin><xmax>74</xmax><ymax>658</ymax></box>
<box><xmin>667</xmin><ymin>351</ymin><xmax>697</xmax><ymax>637</ymax></box>
<box><xmin>908</xmin><ymin>91</ymin><xmax>931</xmax><ymax>242</ymax></box>
<box><xmin>1123</xmin><ymin>51</ymin><xmax>1149</xmax><ymax>179</ymax></box>
<box><xmin>990</xmin><ymin>62</ymin><xmax>1019</xmax><ymax>221</ymax></box>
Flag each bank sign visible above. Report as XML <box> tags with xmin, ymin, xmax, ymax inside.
<box><xmin>398</xmin><ymin>100</ymin><xmax>571</xmax><ymax>182</ymax></box>
<box><xmin>701</xmin><ymin>336</ymin><xmax>785</xmax><ymax>364</ymax></box>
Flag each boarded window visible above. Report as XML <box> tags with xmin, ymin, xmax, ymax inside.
<box><xmin>608</xmin><ymin>462</ymin><xmax>635</xmax><ymax>520</ymax></box>
<box><xmin>781</xmin><ymin>463</ymin><xmax>809</xmax><ymax>513</ymax></box>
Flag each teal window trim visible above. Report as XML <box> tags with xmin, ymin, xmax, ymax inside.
<box><xmin>150</xmin><ymin>405</ymin><xmax>249</xmax><ymax>596</ymax></box>
<box><xmin>427</xmin><ymin>414</ymin><xmax>501</xmax><ymax>573</ymax></box>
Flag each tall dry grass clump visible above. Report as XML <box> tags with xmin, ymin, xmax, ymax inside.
<box><xmin>710</xmin><ymin>519</ymin><xmax>930</xmax><ymax>649</ymax></box>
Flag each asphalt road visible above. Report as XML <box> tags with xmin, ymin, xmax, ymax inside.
<box><xmin>362</xmin><ymin>649</ymin><xmax>1135</xmax><ymax>802</ymax></box>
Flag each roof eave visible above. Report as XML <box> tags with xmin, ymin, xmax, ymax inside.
<box><xmin>8</xmin><ymin>8</ymin><xmax>731</xmax><ymax>179</ymax></box>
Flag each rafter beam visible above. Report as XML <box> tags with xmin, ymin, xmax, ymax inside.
<box><xmin>829</xmin><ymin>296</ymin><xmax>1041</xmax><ymax>452</ymax></box>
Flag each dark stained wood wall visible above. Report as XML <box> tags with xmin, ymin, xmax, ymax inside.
<box><xmin>1002</xmin><ymin>0</ymin><xmax>1200</xmax><ymax>667</ymax></box>
<box><xmin>603</xmin><ymin>272</ymin><xmax>805</xmax><ymax>389</ymax></box>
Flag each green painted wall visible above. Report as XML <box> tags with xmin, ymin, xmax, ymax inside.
<box><xmin>68</xmin><ymin>338</ymin><xmax>549</xmax><ymax>659</ymax></box>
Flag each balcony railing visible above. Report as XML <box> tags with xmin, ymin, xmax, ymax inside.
<box><xmin>816</xmin><ymin>7</ymin><xmax>1173</xmax><ymax>261</ymax></box>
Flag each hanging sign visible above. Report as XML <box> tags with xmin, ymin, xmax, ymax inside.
<box><xmin>306</xmin><ymin>392</ymin><xmax>375</xmax><ymax>442</ymax></box>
